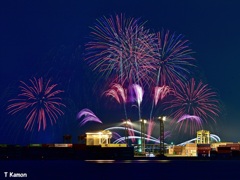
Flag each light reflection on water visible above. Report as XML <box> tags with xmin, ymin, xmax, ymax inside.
<box><xmin>85</xmin><ymin>159</ymin><xmax>171</xmax><ymax>163</ymax></box>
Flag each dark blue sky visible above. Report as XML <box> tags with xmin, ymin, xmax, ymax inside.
<box><xmin>1</xmin><ymin>0</ymin><xmax>240</xmax><ymax>144</ymax></box>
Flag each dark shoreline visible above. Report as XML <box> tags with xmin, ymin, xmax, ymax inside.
<box><xmin>1</xmin><ymin>146</ymin><xmax>240</xmax><ymax>160</ymax></box>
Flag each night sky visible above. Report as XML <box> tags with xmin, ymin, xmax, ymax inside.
<box><xmin>1</xmin><ymin>0</ymin><xmax>240</xmax><ymax>145</ymax></box>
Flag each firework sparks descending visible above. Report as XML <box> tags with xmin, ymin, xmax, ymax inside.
<box><xmin>154</xmin><ymin>86</ymin><xmax>171</xmax><ymax>105</ymax></box>
<box><xmin>165</xmin><ymin>78</ymin><xmax>220</xmax><ymax>134</ymax></box>
<box><xmin>153</xmin><ymin>30</ymin><xmax>195</xmax><ymax>87</ymax></box>
<box><xmin>104</xmin><ymin>83</ymin><xmax>128</xmax><ymax>119</ymax></box>
<box><xmin>7</xmin><ymin>77</ymin><xmax>65</xmax><ymax>131</ymax></box>
<box><xmin>177</xmin><ymin>114</ymin><xmax>203</xmax><ymax>134</ymax></box>
<box><xmin>85</xmin><ymin>14</ymin><xmax>157</xmax><ymax>87</ymax></box>
<box><xmin>104</xmin><ymin>83</ymin><xmax>127</xmax><ymax>103</ymax></box>
<box><xmin>149</xmin><ymin>30</ymin><xmax>194</xmax><ymax>120</ymax></box>
<box><xmin>77</xmin><ymin>108</ymin><xmax>102</xmax><ymax>126</ymax></box>
<box><xmin>149</xmin><ymin>85</ymin><xmax>171</xmax><ymax>120</ymax></box>
<box><xmin>126</xmin><ymin>119</ymin><xmax>135</xmax><ymax>143</ymax></box>
<box><xmin>164</xmin><ymin>131</ymin><xmax>171</xmax><ymax>139</ymax></box>
<box><xmin>147</xmin><ymin>119</ymin><xmax>155</xmax><ymax>142</ymax></box>
<box><xmin>131</xmin><ymin>84</ymin><xmax>144</xmax><ymax>107</ymax></box>
<box><xmin>178</xmin><ymin>114</ymin><xmax>202</xmax><ymax>123</ymax></box>
<box><xmin>131</xmin><ymin>84</ymin><xmax>144</xmax><ymax>121</ymax></box>
<box><xmin>128</xmin><ymin>127</ymin><xmax>135</xmax><ymax>143</ymax></box>
<box><xmin>104</xmin><ymin>89</ymin><xmax>121</xmax><ymax>103</ymax></box>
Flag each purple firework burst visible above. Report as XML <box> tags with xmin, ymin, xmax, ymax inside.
<box><xmin>77</xmin><ymin>108</ymin><xmax>102</xmax><ymax>126</ymax></box>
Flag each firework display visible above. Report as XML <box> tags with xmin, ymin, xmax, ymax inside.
<box><xmin>165</xmin><ymin>78</ymin><xmax>220</xmax><ymax>134</ymax></box>
<box><xmin>4</xmin><ymin>13</ymin><xmax>221</xmax><ymax>140</ymax></box>
<box><xmin>146</xmin><ymin>118</ymin><xmax>155</xmax><ymax>142</ymax></box>
<box><xmin>103</xmin><ymin>83</ymin><xmax>128</xmax><ymax>119</ymax></box>
<box><xmin>7</xmin><ymin>77</ymin><xmax>65</xmax><ymax>131</ymax></box>
<box><xmin>85</xmin><ymin>14</ymin><xmax>157</xmax><ymax>87</ymax></box>
<box><xmin>177</xmin><ymin>114</ymin><xmax>203</xmax><ymax>134</ymax></box>
<box><xmin>153</xmin><ymin>30</ymin><xmax>195</xmax><ymax>87</ymax></box>
<box><xmin>86</xmin><ymin>15</ymin><xmax>220</xmax><ymax>136</ymax></box>
<box><xmin>77</xmin><ymin>108</ymin><xmax>102</xmax><ymax>126</ymax></box>
<box><xmin>154</xmin><ymin>86</ymin><xmax>171</xmax><ymax>106</ymax></box>
<box><xmin>104</xmin><ymin>83</ymin><xmax>127</xmax><ymax>104</ymax></box>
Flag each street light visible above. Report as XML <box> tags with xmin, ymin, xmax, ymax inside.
<box><xmin>139</xmin><ymin>119</ymin><xmax>147</xmax><ymax>153</ymax></box>
<box><xmin>124</xmin><ymin>119</ymin><xmax>131</xmax><ymax>147</ymax></box>
<box><xmin>158</xmin><ymin>116</ymin><xmax>166</xmax><ymax>156</ymax></box>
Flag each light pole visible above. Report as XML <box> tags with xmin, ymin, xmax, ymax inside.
<box><xmin>124</xmin><ymin>119</ymin><xmax>131</xmax><ymax>147</ymax></box>
<box><xmin>158</xmin><ymin>116</ymin><xmax>166</xmax><ymax>156</ymax></box>
<box><xmin>140</xmin><ymin>119</ymin><xmax>147</xmax><ymax>153</ymax></box>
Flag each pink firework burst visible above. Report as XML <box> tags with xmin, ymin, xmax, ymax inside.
<box><xmin>7</xmin><ymin>77</ymin><xmax>65</xmax><ymax>131</ymax></box>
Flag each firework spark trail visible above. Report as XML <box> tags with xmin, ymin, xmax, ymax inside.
<box><xmin>165</xmin><ymin>78</ymin><xmax>220</xmax><ymax>134</ymax></box>
<box><xmin>132</xmin><ymin>84</ymin><xmax>144</xmax><ymax>107</ymax></box>
<box><xmin>106</xmin><ymin>126</ymin><xmax>169</xmax><ymax>144</ymax></box>
<box><xmin>105</xmin><ymin>126</ymin><xmax>154</xmax><ymax>140</ymax></box>
<box><xmin>131</xmin><ymin>84</ymin><xmax>144</xmax><ymax>121</ymax></box>
<box><xmin>178</xmin><ymin>114</ymin><xmax>202</xmax><ymax>123</ymax></box>
<box><xmin>113</xmin><ymin>131</ymin><xmax>171</xmax><ymax>144</ymax></box>
<box><xmin>147</xmin><ymin>118</ymin><xmax>155</xmax><ymax>142</ymax></box>
<box><xmin>85</xmin><ymin>14</ymin><xmax>157</xmax><ymax>87</ymax></box>
<box><xmin>7</xmin><ymin>77</ymin><xmax>65</xmax><ymax>131</ymax></box>
<box><xmin>104</xmin><ymin>89</ymin><xmax>120</xmax><ymax>103</ymax></box>
<box><xmin>77</xmin><ymin>108</ymin><xmax>102</xmax><ymax>126</ymax></box>
<box><xmin>127</xmin><ymin>119</ymin><xmax>135</xmax><ymax>143</ymax></box>
<box><xmin>112</xmin><ymin>132</ymin><xmax>123</xmax><ymax>141</ymax></box>
<box><xmin>154</xmin><ymin>86</ymin><xmax>171</xmax><ymax>105</ymax></box>
<box><xmin>104</xmin><ymin>83</ymin><xmax>128</xmax><ymax>119</ymax></box>
<box><xmin>177</xmin><ymin>114</ymin><xmax>203</xmax><ymax>134</ymax></box>
<box><xmin>149</xmin><ymin>30</ymin><xmax>194</xmax><ymax>120</ymax></box>
<box><xmin>154</xmin><ymin>30</ymin><xmax>195</xmax><ymax>86</ymax></box>
<box><xmin>112</xmin><ymin>84</ymin><xmax>127</xmax><ymax>102</ymax></box>
<box><xmin>149</xmin><ymin>85</ymin><xmax>171</xmax><ymax>119</ymax></box>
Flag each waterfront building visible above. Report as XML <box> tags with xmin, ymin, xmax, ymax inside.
<box><xmin>196</xmin><ymin>130</ymin><xmax>210</xmax><ymax>144</ymax></box>
<box><xmin>86</xmin><ymin>130</ymin><xmax>112</xmax><ymax>146</ymax></box>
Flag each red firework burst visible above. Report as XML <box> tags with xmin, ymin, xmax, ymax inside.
<box><xmin>165</xmin><ymin>78</ymin><xmax>220</xmax><ymax>134</ymax></box>
<box><xmin>7</xmin><ymin>77</ymin><xmax>65</xmax><ymax>131</ymax></box>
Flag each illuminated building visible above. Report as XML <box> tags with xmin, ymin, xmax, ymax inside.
<box><xmin>86</xmin><ymin>130</ymin><xmax>112</xmax><ymax>146</ymax></box>
<box><xmin>185</xmin><ymin>143</ymin><xmax>197</xmax><ymax>156</ymax></box>
<box><xmin>196</xmin><ymin>130</ymin><xmax>210</xmax><ymax>144</ymax></box>
<box><xmin>168</xmin><ymin>146</ymin><xmax>184</xmax><ymax>155</ymax></box>
<box><xmin>211</xmin><ymin>142</ymin><xmax>233</xmax><ymax>150</ymax></box>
